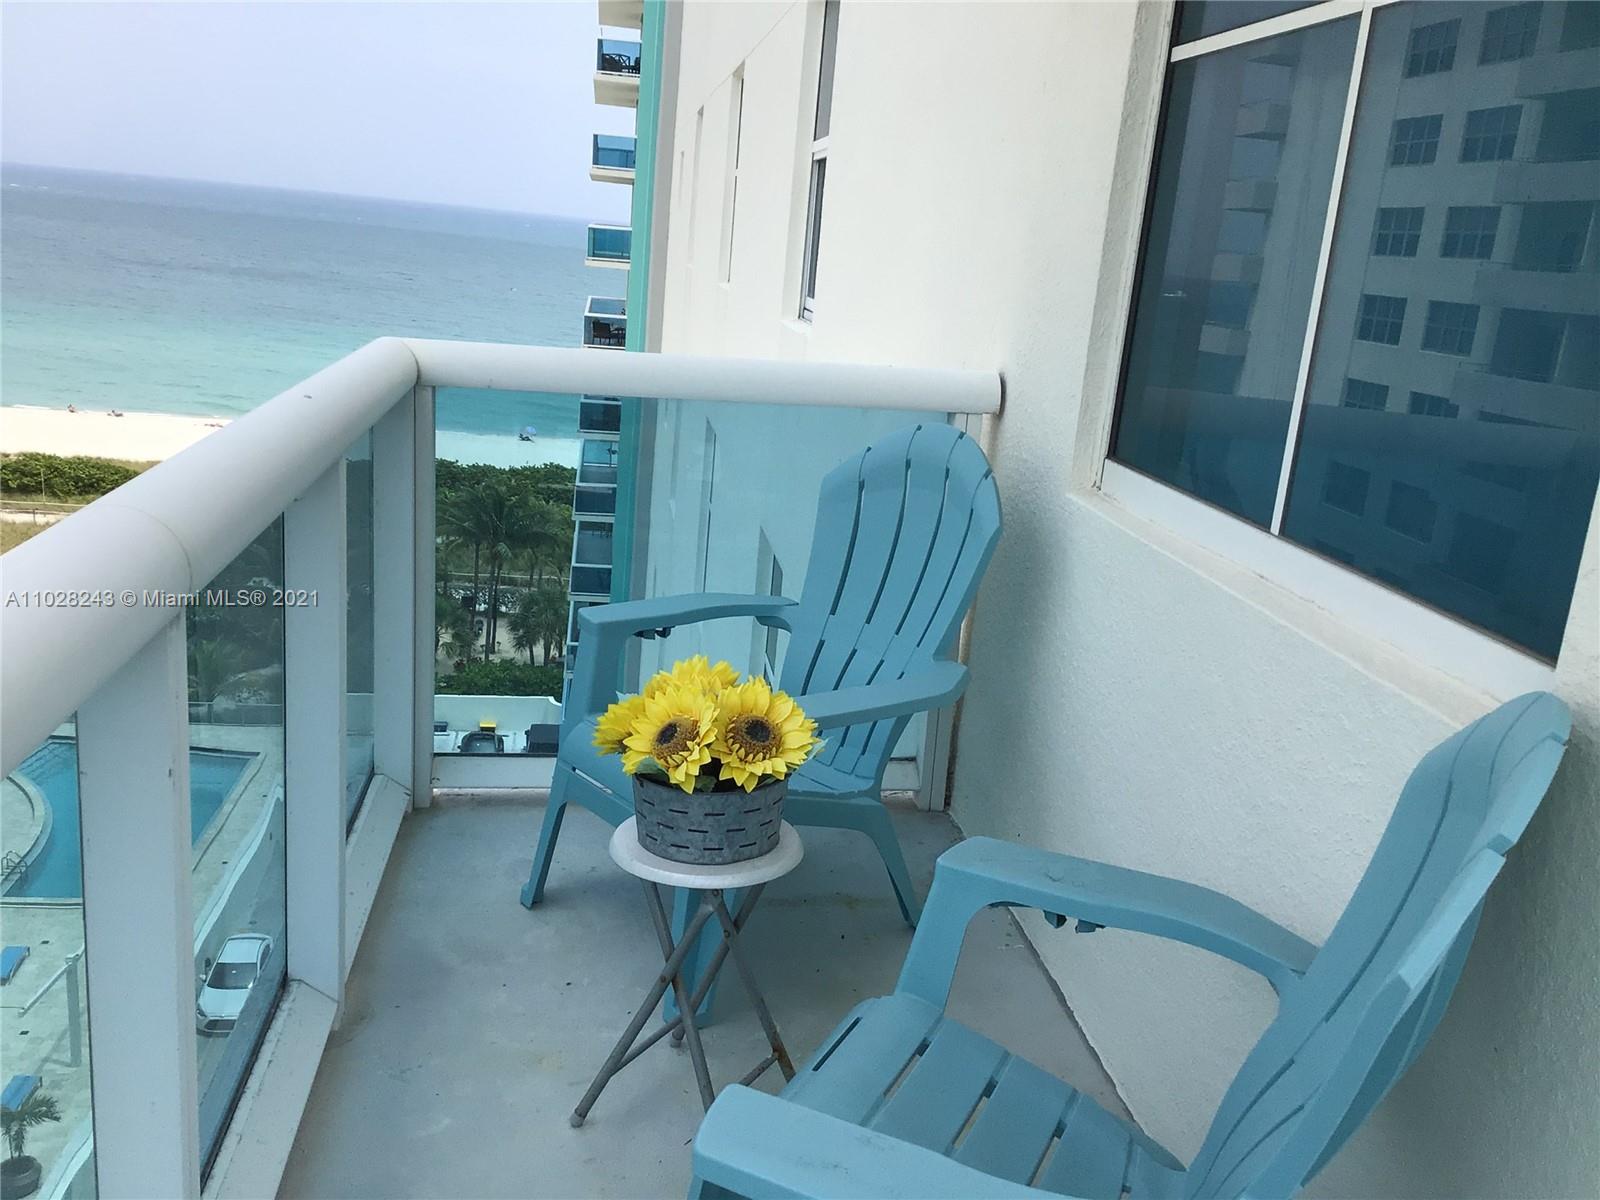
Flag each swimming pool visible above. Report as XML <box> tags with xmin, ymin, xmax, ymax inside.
<box><xmin>4</xmin><ymin>738</ymin><xmax>254</xmax><ymax>899</ymax></box>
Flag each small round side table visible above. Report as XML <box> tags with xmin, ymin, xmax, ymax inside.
<box><xmin>569</xmin><ymin>817</ymin><xmax>803</xmax><ymax>1127</ymax></box>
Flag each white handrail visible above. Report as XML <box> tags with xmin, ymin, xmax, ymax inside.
<box><xmin>0</xmin><ymin>339</ymin><xmax>1000</xmax><ymax>774</ymax></box>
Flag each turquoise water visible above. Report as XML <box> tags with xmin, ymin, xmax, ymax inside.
<box><xmin>0</xmin><ymin>163</ymin><xmax>615</xmax><ymax>439</ymax></box>
<box><xmin>4</xmin><ymin>738</ymin><xmax>252</xmax><ymax>899</ymax></box>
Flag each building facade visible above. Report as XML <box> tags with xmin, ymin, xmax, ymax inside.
<box><xmin>629</xmin><ymin>2</ymin><xmax>1599</xmax><ymax>1195</ymax></box>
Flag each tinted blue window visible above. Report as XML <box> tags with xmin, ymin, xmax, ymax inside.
<box><xmin>1480</xmin><ymin>2</ymin><xmax>1542</xmax><ymax>62</ymax></box>
<box><xmin>1111</xmin><ymin>18</ymin><xmax>1359</xmax><ymax>527</ymax></box>
<box><xmin>1175</xmin><ymin>1</ymin><xmax>1319</xmax><ymax>43</ymax></box>
<box><xmin>1460</xmin><ymin>105</ymin><xmax>1521</xmax><ymax>161</ymax></box>
<box><xmin>1283</xmin><ymin>2</ymin><xmax>1600</xmax><ymax>659</ymax></box>
<box><xmin>1373</xmin><ymin>206</ymin><xmax>1424</xmax><ymax>256</ymax></box>
<box><xmin>1390</xmin><ymin>114</ymin><xmax>1442</xmax><ymax>164</ymax></box>
<box><xmin>1405</xmin><ymin>18</ymin><xmax>1459</xmax><ymax>75</ymax></box>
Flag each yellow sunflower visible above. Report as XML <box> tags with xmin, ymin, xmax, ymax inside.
<box><xmin>713</xmin><ymin>677</ymin><xmax>819</xmax><ymax>791</ymax></box>
<box><xmin>593</xmin><ymin>693</ymin><xmax>646</xmax><ymax>756</ymax></box>
<box><xmin>644</xmin><ymin>655</ymin><xmax>741</xmax><ymax>698</ymax></box>
<box><xmin>622</xmin><ymin>682</ymin><xmax>720</xmax><ymax>792</ymax></box>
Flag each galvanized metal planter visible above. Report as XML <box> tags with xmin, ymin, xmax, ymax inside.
<box><xmin>633</xmin><ymin>776</ymin><xmax>785</xmax><ymax>865</ymax></box>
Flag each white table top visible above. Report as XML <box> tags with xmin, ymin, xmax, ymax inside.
<box><xmin>609</xmin><ymin>818</ymin><xmax>804</xmax><ymax>889</ymax></box>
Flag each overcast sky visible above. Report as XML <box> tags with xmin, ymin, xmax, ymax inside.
<box><xmin>0</xmin><ymin>1</ymin><xmax>634</xmax><ymax>220</ymax></box>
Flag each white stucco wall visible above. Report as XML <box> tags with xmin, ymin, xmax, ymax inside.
<box><xmin>647</xmin><ymin>3</ymin><xmax>1600</xmax><ymax>1195</ymax></box>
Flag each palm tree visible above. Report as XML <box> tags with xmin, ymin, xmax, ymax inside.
<box><xmin>435</xmin><ymin>593</ymin><xmax>474</xmax><ymax>660</ymax></box>
<box><xmin>188</xmin><ymin>639</ymin><xmax>243</xmax><ymax>722</ymax></box>
<box><xmin>2</xmin><ymin>1088</ymin><xmax>61</xmax><ymax>1172</ymax></box>
<box><xmin>510</xmin><ymin>584</ymin><xmax>569</xmax><ymax>664</ymax></box>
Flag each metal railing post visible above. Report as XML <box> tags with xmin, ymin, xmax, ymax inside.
<box><xmin>283</xmin><ymin>461</ymin><xmax>348</xmax><ymax>1005</ymax></box>
<box><xmin>77</xmin><ymin>618</ymin><xmax>201</xmax><ymax>1199</ymax></box>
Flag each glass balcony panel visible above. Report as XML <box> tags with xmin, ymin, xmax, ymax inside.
<box><xmin>1110</xmin><ymin>17</ymin><xmax>1359</xmax><ymax>527</ymax></box>
<box><xmin>574</xmin><ymin>521</ymin><xmax>615</xmax><ymax>566</ymax></box>
<box><xmin>635</xmin><ymin>401</ymin><xmax>972</xmax><ymax>766</ymax></box>
<box><xmin>579</xmin><ymin>398</ymin><xmax>623</xmax><ymax>435</ymax></box>
<box><xmin>187</xmin><ymin>519</ymin><xmax>287</xmax><ymax>1173</ymax></box>
<box><xmin>1</xmin><ymin>721</ymin><xmax>97</xmax><ymax>1199</ymax></box>
<box><xmin>586</xmin><ymin>226</ymin><xmax>632</xmax><ymax>263</ymax></box>
<box><xmin>592</xmin><ymin>135</ymin><xmax>637</xmax><ymax>170</ymax></box>
<box><xmin>345</xmin><ymin>432</ymin><xmax>374</xmax><ymax>827</ymax></box>
<box><xmin>597</xmin><ymin>37</ymin><xmax>642</xmax><ymax>75</ymax></box>
<box><xmin>1281</xmin><ymin>0</ymin><xmax>1600</xmax><ymax>660</ymax></box>
<box><xmin>435</xmin><ymin>389</ymin><xmax>579</xmax><ymax>754</ymax></box>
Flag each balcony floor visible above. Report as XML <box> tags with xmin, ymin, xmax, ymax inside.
<box><xmin>281</xmin><ymin>796</ymin><xmax>1128</xmax><ymax>1199</ymax></box>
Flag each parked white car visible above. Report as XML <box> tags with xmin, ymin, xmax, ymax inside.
<box><xmin>196</xmin><ymin>933</ymin><xmax>273</xmax><ymax>1035</ymax></box>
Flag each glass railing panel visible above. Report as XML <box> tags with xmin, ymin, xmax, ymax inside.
<box><xmin>435</xmin><ymin>388</ymin><xmax>580</xmax><ymax>754</ymax></box>
<box><xmin>579</xmin><ymin>398</ymin><xmax>624</xmax><ymax>434</ymax></box>
<box><xmin>586</xmin><ymin>296</ymin><xmax>627</xmax><ymax>317</ymax></box>
<box><xmin>345</xmin><ymin>431</ymin><xmax>375</xmax><ymax>827</ymax></box>
<box><xmin>573</xmin><ymin>487</ymin><xmax>618</xmax><ymax>517</ymax></box>
<box><xmin>187</xmin><ymin>518</ymin><xmax>287</xmax><ymax>1174</ymax></box>
<box><xmin>597</xmin><ymin>37</ymin><xmax>642</xmax><ymax>74</ymax></box>
<box><xmin>633</xmin><ymin>402</ymin><xmax>971</xmax><ymax>770</ymax></box>
<box><xmin>586</xmin><ymin>226</ymin><xmax>632</xmax><ymax>262</ymax></box>
<box><xmin>1</xmin><ymin>720</ymin><xmax>97</xmax><ymax>1199</ymax></box>
<box><xmin>592</xmin><ymin>135</ymin><xmax>638</xmax><ymax>169</ymax></box>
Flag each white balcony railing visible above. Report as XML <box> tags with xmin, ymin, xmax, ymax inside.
<box><xmin>0</xmin><ymin>338</ymin><xmax>998</xmax><ymax>1199</ymax></box>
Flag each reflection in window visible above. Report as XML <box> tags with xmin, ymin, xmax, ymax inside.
<box><xmin>1374</xmin><ymin>206</ymin><xmax>1424</xmax><ymax>256</ymax></box>
<box><xmin>1514</xmin><ymin>200</ymin><xmax>1593</xmax><ymax>270</ymax></box>
<box><xmin>0</xmin><ymin>724</ymin><xmax>97</xmax><ymax>1198</ymax></box>
<box><xmin>1479</xmin><ymin>2</ymin><xmax>1542</xmax><ymax>62</ymax></box>
<box><xmin>1421</xmin><ymin>301</ymin><xmax>1480</xmax><ymax>355</ymax></box>
<box><xmin>1111</xmin><ymin>17</ymin><xmax>1359</xmax><ymax>527</ymax></box>
<box><xmin>1405</xmin><ymin>18</ymin><xmax>1460</xmax><ymax>76</ymax></box>
<box><xmin>1391</xmin><ymin>114</ymin><xmax>1442</xmax><ymax>165</ymax></box>
<box><xmin>1344</xmin><ymin>378</ymin><xmax>1390</xmax><ymax>410</ymax></box>
<box><xmin>1461</xmin><ymin>105</ymin><xmax>1522</xmax><ymax>162</ymax></box>
<box><xmin>1282</xmin><ymin>2</ymin><xmax>1600</xmax><ymax>659</ymax></box>
<box><xmin>1440</xmin><ymin>206</ymin><xmax>1500</xmax><ymax>258</ymax></box>
<box><xmin>1357</xmin><ymin>293</ymin><xmax>1407</xmax><ymax>344</ymax></box>
<box><xmin>187</xmin><ymin>519</ymin><xmax>287</xmax><ymax>1173</ymax></box>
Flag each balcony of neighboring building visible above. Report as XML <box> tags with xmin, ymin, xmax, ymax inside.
<box><xmin>594</xmin><ymin>37</ymin><xmax>641</xmax><ymax>108</ymax></box>
<box><xmin>596</xmin><ymin>0</ymin><xmax>642</xmax><ymax>30</ymax></box>
<box><xmin>590</xmin><ymin>134</ymin><xmax>637</xmax><ymax>184</ymax></box>
<box><xmin>585</xmin><ymin>223</ymin><xmax>632</xmax><ymax>269</ymax></box>
<box><xmin>583</xmin><ymin>296</ymin><xmax>628</xmax><ymax>349</ymax></box>
<box><xmin>578</xmin><ymin>395</ymin><xmax>624</xmax><ymax>436</ymax></box>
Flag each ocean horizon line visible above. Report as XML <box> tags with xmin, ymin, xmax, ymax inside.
<box><xmin>0</xmin><ymin>160</ymin><xmax>607</xmax><ymax>227</ymax></box>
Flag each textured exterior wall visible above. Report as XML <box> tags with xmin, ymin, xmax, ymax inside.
<box><xmin>650</xmin><ymin>2</ymin><xmax>1600</xmax><ymax>1195</ymax></box>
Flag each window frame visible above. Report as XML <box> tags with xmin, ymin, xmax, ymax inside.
<box><xmin>1096</xmin><ymin>0</ymin><xmax>1568</xmax><ymax>697</ymax></box>
<box><xmin>799</xmin><ymin>0</ymin><xmax>840</xmax><ymax>322</ymax></box>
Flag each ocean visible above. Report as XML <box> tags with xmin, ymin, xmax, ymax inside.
<box><xmin>0</xmin><ymin>163</ymin><xmax>617</xmax><ymax>466</ymax></box>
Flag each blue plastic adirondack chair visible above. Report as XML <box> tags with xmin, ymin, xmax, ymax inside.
<box><xmin>521</xmin><ymin>422</ymin><xmax>1001</xmax><ymax>926</ymax></box>
<box><xmin>689</xmin><ymin>691</ymin><xmax>1572</xmax><ymax>1199</ymax></box>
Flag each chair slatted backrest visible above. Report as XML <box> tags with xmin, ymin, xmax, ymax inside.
<box><xmin>779</xmin><ymin>423</ymin><xmax>1001</xmax><ymax>785</ymax></box>
<box><xmin>1185</xmin><ymin>692</ymin><xmax>1571</xmax><ymax>1199</ymax></box>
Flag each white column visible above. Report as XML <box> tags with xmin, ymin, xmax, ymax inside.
<box><xmin>372</xmin><ymin>390</ymin><xmax>416</xmax><ymax>792</ymax></box>
<box><xmin>77</xmin><ymin>618</ymin><xmax>201</xmax><ymax>1199</ymax></box>
<box><xmin>283</xmin><ymin>462</ymin><xmax>347</xmax><ymax>1004</ymax></box>
<box><xmin>412</xmin><ymin>385</ymin><xmax>437</xmax><ymax>807</ymax></box>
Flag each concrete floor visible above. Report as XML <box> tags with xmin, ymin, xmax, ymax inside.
<box><xmin>281</xmin><ymin>797</ymin><xmax>1128</xmax><ymax>1199</ymax></box>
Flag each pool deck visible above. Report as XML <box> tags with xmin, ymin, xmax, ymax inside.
<box><xmin>0</xmin><ymin>721</ymin><xmax>284</xmax><ymax>1194</ymax></box>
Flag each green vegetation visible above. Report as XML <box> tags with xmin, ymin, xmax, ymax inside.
<box><xmin>0</xmin><ymin>450</ymin><xmax>153</xmax><ymax>501</ymax></box>
<box><xmin>435</xmin><ymin>457</ymin><xmax>576</xmax><ymax>666</ymax></box>
<box><xmin>436</xmin><ymin>658</ymin><xmax>564</xmax><ymax>698</ymax></box>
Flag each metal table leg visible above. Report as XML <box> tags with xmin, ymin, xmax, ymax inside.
<box><xmin>569</xmin><ymin>890</ymin><xmax>717</xmax><ymax>1126</ymax></box>
<box><xmin>709</xmin><ymin>890</ymin><xmax>795</xmax><ymax>1081</ymax></box>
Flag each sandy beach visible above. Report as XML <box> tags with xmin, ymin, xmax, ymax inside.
<box><xmin>1</xmin><ymin>404</ymin><xmax>228</xmax><ymax>461</ymax></box>
<box><xmin>1</xmin><ymin>404</ymin><xmax>583</xmax><ymax>469</ymax></box>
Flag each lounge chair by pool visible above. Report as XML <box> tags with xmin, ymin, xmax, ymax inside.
<box><xmin>1</xmin><ymin>1074</ymin><xmax>41</xmax><ymax>1112</ymax></box>
<box><xmin>0</xmin><ymin>945</ymin><xmax>28</xmax><ymax>985</ymax></box>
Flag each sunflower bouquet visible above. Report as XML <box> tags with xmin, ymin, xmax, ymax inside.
<box><xmin>594</xmin><ymin>656</ymin><xmax>820</xmax><ymax>793</ymax></box>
